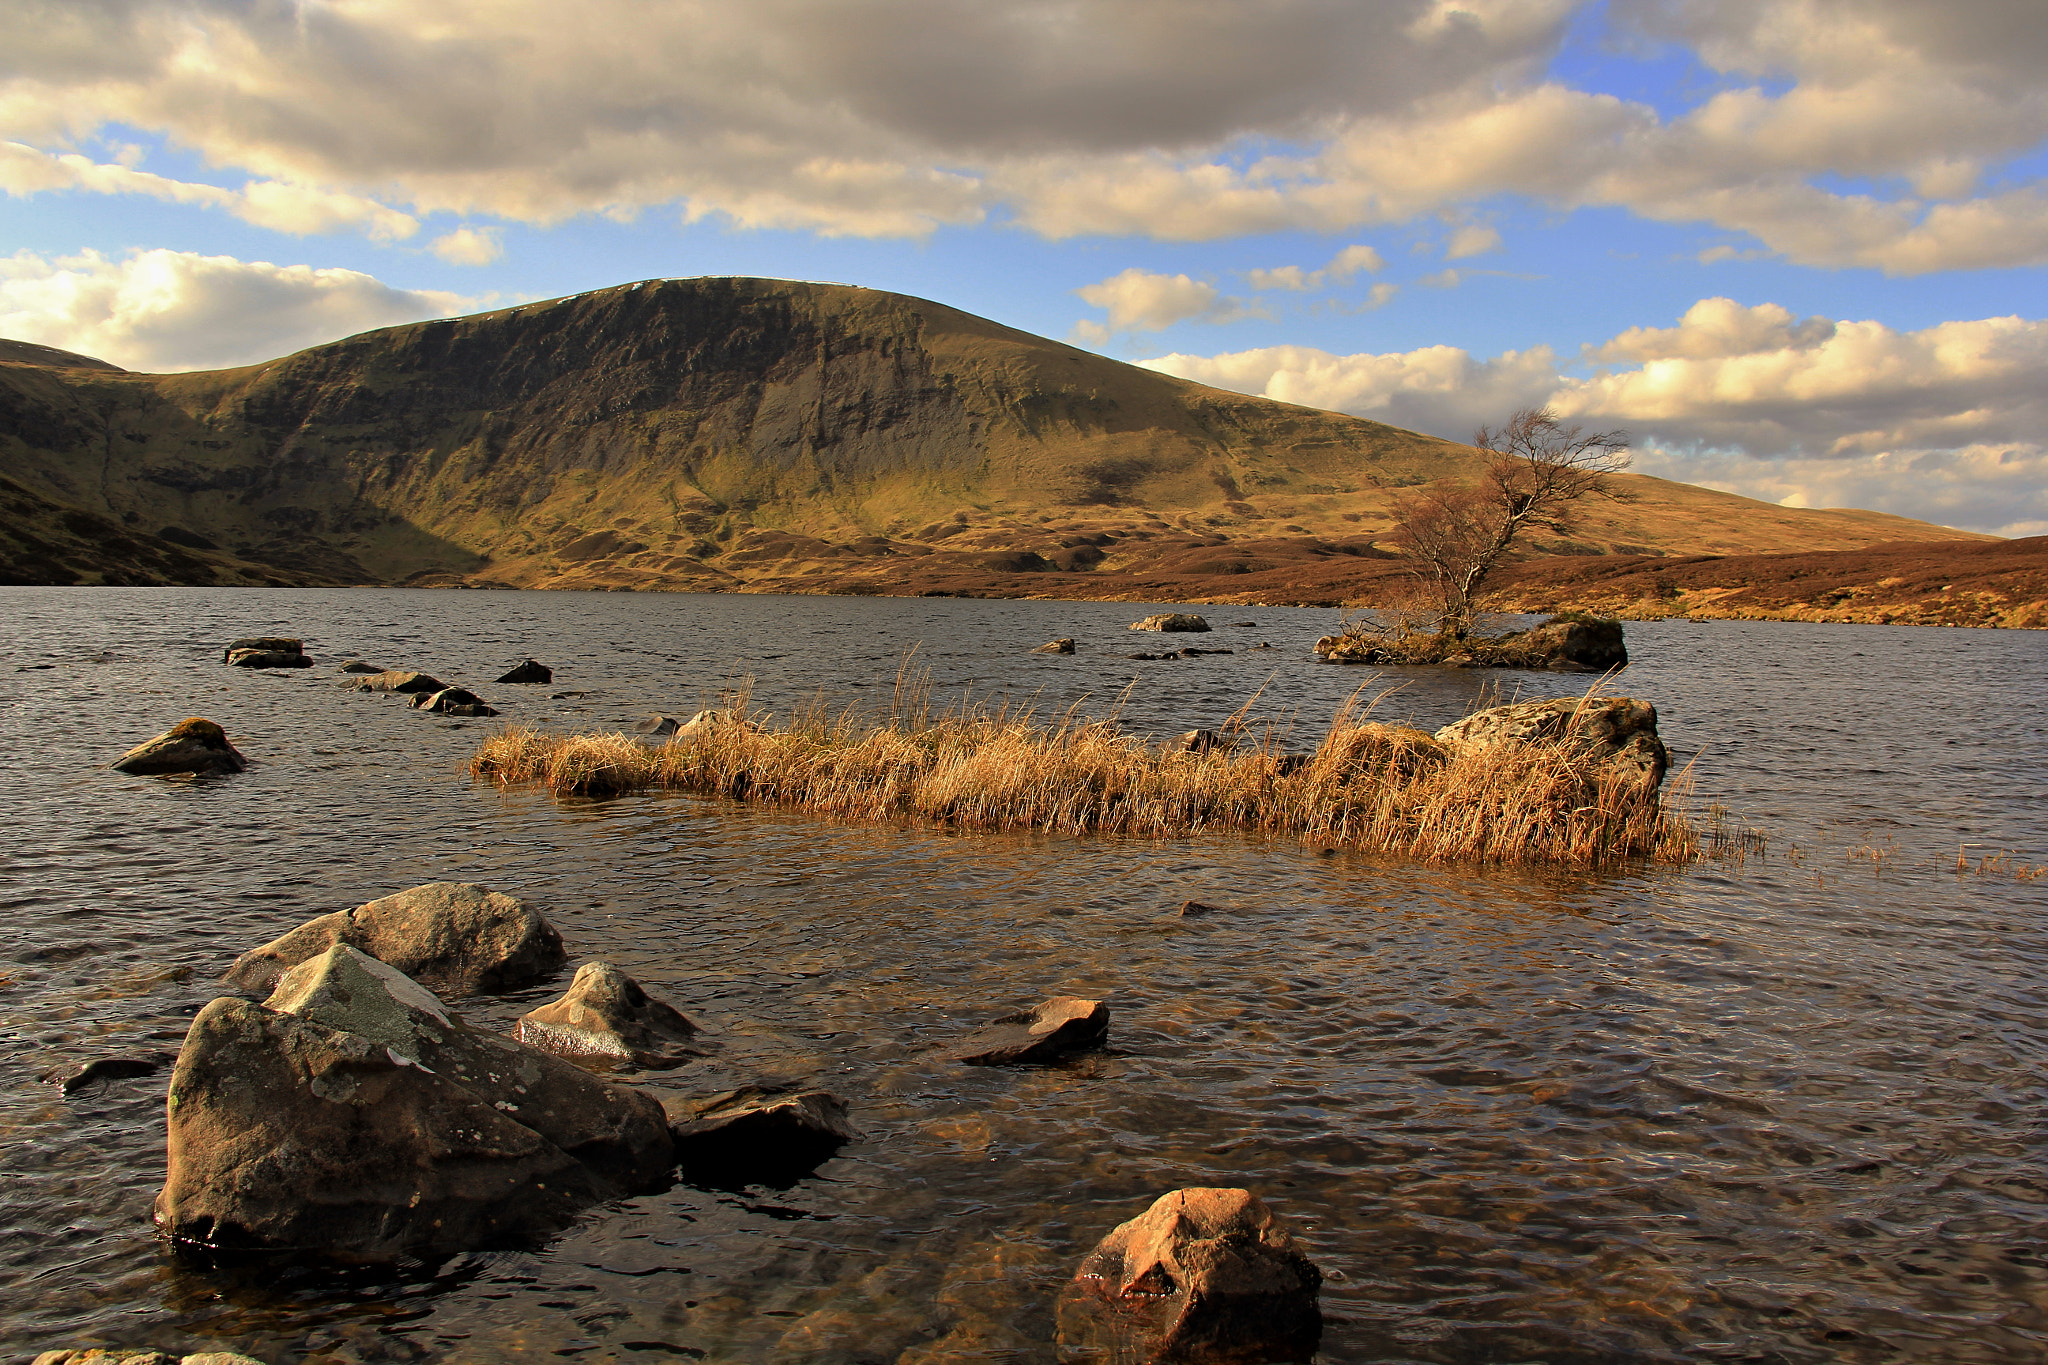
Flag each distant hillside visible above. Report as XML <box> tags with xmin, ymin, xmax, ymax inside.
<box><xmin>0</xmin><ymin>276</ymin><xmax>1989</xmax><ymax>591</ymax></box>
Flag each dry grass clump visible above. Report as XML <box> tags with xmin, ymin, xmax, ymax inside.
<box><xmin>470</xmin><ymin>682</ymin><xmax>1695</xmax><ymax>868</ymax></box>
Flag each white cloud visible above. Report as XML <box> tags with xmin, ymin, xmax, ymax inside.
<box><xmin>1244</xmin><ymin>242</ymin><xmax>1386</xmax><ymax>291</ymax></box>
<box><xmin>431</xmin><ymin>226</ymin><xmax>503</xmax><ymax>266</ymax></box>
<box><xmin>2</xmin><ymin>1</ymin><xmax>2042</xmax><ymax>266</ymax></box>
<box><xmin>1445</xmin><ymin>224</ymin><xmax>1503</xmax><ymax>259</ymax></box>
<box><xmin>0</xmin><ymin>249</ymin><xmax>475</xmax><ymax>371</ymax></box>
<box><xmin>1072</xmin><ymin>267</ymin><xmax>1264</xmax><ymax>340</ymax></box>
<box><xmin>1143</xmin><ymin>295</ymin><xmax>2048</xmax><ymax>533</ymax></box>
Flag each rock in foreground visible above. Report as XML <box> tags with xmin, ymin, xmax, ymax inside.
<box><xmin>951</xmin><ymin>996</ymin><xmax>1108</xmax><ymax>1065</ymax></box>
<box><xmin>516</xmin><ymin>961</ymin><xmax>703</xmax><ymax>1069</ymax></box>
<box><xmin>1434</xmin><ymin>696</ymin><xmax>1669</xmax><ymax>789</ymax></box>
<box><xmin>221</xmin><ymin>880</ymin><xmax>567</xmax><ymax>998</ymax></box>
<box><xmin>111</xmin><ymin>718</ymin><xmax>247</xmax><ymax>777</ymax></box>
<box><xmin>1129</xmin><ymin>614</ymin><xmax>1211</xmax><ymax>633</ymax></box>
<box><xmin>1055</xmin><ymin>1188</ymin><xmax>1322</xmax><ymax>1365</ymax></box>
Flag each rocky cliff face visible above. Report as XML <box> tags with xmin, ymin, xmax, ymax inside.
<box><xmin>0</xmin><ymin>277</ymin><xmax>1987</xmax><ymax>590</ymax></box>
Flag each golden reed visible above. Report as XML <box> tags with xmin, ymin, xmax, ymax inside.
<box><xmin>469</xmin><ymin>681</ymin><xmax>1696</xmax><ymax>868</ymax></box>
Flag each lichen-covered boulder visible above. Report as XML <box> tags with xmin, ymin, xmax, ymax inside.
<box><xmin>111</xmin><ymin>719</ymin><xmax>247</xmax><ymax>777</ymax></box>
<box><xmin>221</xmin><ymin>636</ymin><xmax>300</xmax><ymax>662</ymax></box>
<box><xmin>409</xmin><ymin>686</ymin><xmax>499</xmax><ymax>717</ymax></box>
<box><xmin>496</xmin><ymin>660</ymin><xmax>553</xmax><ymax>684</ymax></box>
<box><xmin>1434</xmin><ymin>695</ymin><xmax>1669</xmax><ymax>789</ymax></box>
<box><xmin>1055</xmin><ymin>1188</ymin><xmax>1322</xmax><ymax>1365</ymax></box>
<box><xmin>950</xmin><ymin>996</ymin><xmax>1108</xmax><ymax>1065</ymax></box>
<box><xmin>227</xmin><ymin>649</ymin><xmax>312</xmax><ymax>669</ymax></box>
<box><xmin>1129</xmin><ymin>614</ymin><xmax>1211</xmax><ymax>633</ymax></box>
<box><xmin>516</xmin><ymin>962</ymin><xmax>702</xmax><ymax>1070</ymax></box>
<box><xmin>345</xmin><ymin>670</ymin><xmax>447</xmax><ymax>694</ymax></box>
<box><xmin>221</xmin><ymin>881</ymin><xmax>567</xmax><ymax>998</ymax></box>
<box><xmin>265</xmin><ymin>946</ymin><xmax>674</xmax><ymax>1189</ymax></box>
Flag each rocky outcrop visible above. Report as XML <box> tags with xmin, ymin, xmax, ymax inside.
<box><xmin>227</xmin><ymin>648</ymin><xmax>312</xmax><ymax>669</ymax></box>
<box><xmin>111</xmin><ymin>718</ymin><xmax>247</xmax><ymax>777</ymax></box>
<box><xmin>1033</xmin><ymin>638</ymin><xmax>1077</xmax><ymax>654</ymax></box>
<box><xmin>1129</xmin><ymin>614</ymin><xmax>1211</xmax><ymax>633</ymax></box>
<box><xmin>515</xmin><ymin>961</ymin><xmax>702</xmax><ymax>1070</ymax></box>
<box><xmin>345</xmin><ymin>670</ymin><xmax>447</xmax><ymax>694</ymax></box>
<box><xmin>1055</xmin><ymin>1188</ymin><xmax>1322</xmax><ymax>1365</ymax></box>
<box><xmin>222</xmin><ymin>637</ymin><xmax>300</xmax><ymax>662</ymax></box>
<box><xmin>221</xmin><ymin>881</ymin><xmax>567</xmax><ymax>998</ymax></box>
<box><xmin>663</xmin><ymin>1087</ymin><xmax>861</xmax><ymax>1179</ymax></box>
<box><xmin>1434</xmin><ymin>696</ymin><xmax>1669</xmax><ymax>788</ymax></box>
<box><xmin>410</xmin><ymin>686</ymin><xmax>499</xmax><ymax>716</ymax></box>
<box><xmin>1484</xmin><ymin>616</ymin><xmax>1627</xmax><ymax>672</ymax></box>
<box><xmin>950</xmin><ymin>996</ymin><xmax>1108</xmax><ymax>1065</ymax></box>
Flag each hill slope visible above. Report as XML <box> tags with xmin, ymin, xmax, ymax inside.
<box><xmin>0</xmin><ymin>276</ymin><xmax>1986</xmax><ymax>591</ymax></box>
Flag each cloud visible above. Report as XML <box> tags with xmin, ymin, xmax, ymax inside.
<box><xmin>0</xmin><ymin>249</ymin><xmax>475</xmax><ymax>371</ymax></box>
<box><xmin>2</xmin><ymin>1</ymin><xmax>2042</xmax><ymax>265</ymax></box>
<box><xmin>1244</xmin><ymin>242</ymin><xmax>1386</xmax><ymax>291</ymax></box>
<box><xmin>1072</xmin><ymin>267</ymin><xmax>1263</xmax><ymax>340</ymax></box>
<box><xmin>1444</xmin><ymin>224</ymin><xmax>1502</xmax><ymax>259</ymax></box>
<box><xmin>1142</xmin><ymin>295</ymin><xmax>2048</xmax><ymax>533</ymax></box>
<box><xmin>431</xmin><ymin>226</ymin><xmax>503</xmax><ymax>266</ymax></box>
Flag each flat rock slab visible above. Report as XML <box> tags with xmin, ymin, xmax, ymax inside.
<box><xmin>951</xmin><ymin>996</ymin><xmax>1108</xmax><ymax>1065</ymax></box>
<box><xmin>1055</xmin><ymin>1187</ymin><xmax>1322</xmax><ymax>1365</ymax></box>
<box><xmin>111</xmin><ymin>718</ymin><xmax>246</xmax><ymax>777</ymax></box>
<box><xmin>516</xmin><ymin>961</ymin><xmax>703</xmax><ymax>1070</ymax></box>
<box><xmin>222</xmin><ymin>880</ymin><xmax>567</xmax><ymax>998</ymax></box>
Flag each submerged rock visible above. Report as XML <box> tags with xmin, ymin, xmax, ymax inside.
<box><xmin>1033</xmin><ymin>638</ymin><xmax>1077</xmax><ymax>654</ymax></box>
<box><xmin>516</xmin><ymin>961</ymin><xmax>703</xmax><ymax>1070</ymax></box>
<box><xmin>44</xmin><ymin>1052</ymin><xmax>178</xmax><ymax>1093</ymax></box>
<box><xmin>1434</xmin><ymin>696</ymin><xmax>1669</xmax><ymax>789</ymax></box>
<box><xmin>336</xmin><ymin>659</ymin><xmax>384</xmax><ymax>674</ymax></box>
<box><xmin>410</xmin><ymin>686</ymin><xmax>500</xmax><ymax>717</ymax></box>
<box><xmin>664</xmin><ymin>1086</ymin><xmax>861</xmax><ymax>1180</ymax></box>
<box><xmin>950</xmin><ymin>996</ymin><xmax>1108</xmax><ymax>1065</ymax></box>
<box><xmin>226</xmin><ymin>648</ymin><xmax>312</xmax><ymax>669</ymax></box>
<box><xmin>1129</xmin><ymin>613</ymin><xmax>1211</xmax><ymax>633</ymax></box>
<box><xmin>221</xmin><ymin>880</ymin><xmax>568</xmax><ymax>998</ymax></box>
<box><xmin>221</xmin><ymin>637</ymin><xmax>300</xmax><ymax>663</ymax></box>
<box><xmin>111</xmin><ymin>718</ymin><xmax>247</xmax><ymax>777</ymax></box>
<box><xmin>1055</xmin><ymin>1187</ymin><xmax>1322</xmax><ymax>1365</ymax></box>
<box><xmin>345</xmin><ymin>669</ymin><xmax>448</xmax><ymax>694</ymax></box>
<box><xmin>496</xmin><ymin>659</ymin><xmax>554</xmax><ymax>684</ymax></box>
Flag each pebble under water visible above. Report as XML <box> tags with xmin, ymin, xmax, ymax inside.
<box><xmin>2</xmin><ymin>586</ymin><xmax>2045</xmax><ymax>1364</ymax></box>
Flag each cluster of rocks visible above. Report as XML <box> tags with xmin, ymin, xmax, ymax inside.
<box><xmin>342</xmin><ymin>666</ymin><xmax>501</xmax><ymax>717</ymax></box>
<box><xmin>1033</xmin><ymin>617</ymin><xmax>1274</xmax><ymax>660</ymax></box>
<box><xmin>1315</xmin><ymin>614</ymin><xmax>1629</xmax><ymax>672</ymax></box>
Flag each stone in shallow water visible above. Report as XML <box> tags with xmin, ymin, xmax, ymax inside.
<box><xmin>1033</xmin><ymin>637</ymin><xmax>1077</xmax><ymax>654</ymax></box>
<box><xmin>663</xmin><ymin>1086</ymin><xmax>861</xmax><ymax>1183</ymax></box>
<box><xmin>336</xmin><ymin>658</ymin><xmax>384</xmax><ymax>674</ymax></box>
<box><xmin>110</xmin><ymin>718</ymin><xmax>246</xmax><ymax>777</ymax></box>
<box><xmin>344</xmin><ymin>669</ymin><xmax>446</xmax><ymax>694</ymax></box>
<box><xmin>226</xmin><ymin>648</ymin><xmax>311</xmax><ymax>669</ymax></box>
<box><xmin>1055</xmin><ymin>1187</ymin><xmax>1322</xmax><ymax>1365</ymax></box>
<box><xmin>410</xmin><ymin>685</ymin><xmax>499</xmax><ymax>716</ymax></box>
<box><xmin>949</xmin><ymin>996</ymin><xmax>1108</xmax><ymax>1065</ymax></box>
<box><xmin>220</xmin><ymin>636</ymin><xmax>299</xmax><ymax>662</ymax></box>
<box><xmin>221</xmin><ymin>880</ymin><xmax>567</xmax><ymax>998</ymax></box>
<box><xmin>517</xmin><ymin>961</ymin><xmax>703</xmax><ymax>1070</ymax></box>
<box><xmin>1433</xmin><ymin>695</ymin><xmax>1668</xmax><ymax>789</ymax></box>
<box><xmin>1128</xmin><ymin>613</ymin><xmax>1211</xmax><ymax>633</ymax></box>
<box><xmin>496</xmin><ymin>659</ymin><xmax>553</xmax><ymax>684</ymax></box>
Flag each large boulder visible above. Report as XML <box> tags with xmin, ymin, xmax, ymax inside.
<box><xmin>1129</xmin><ymin>614</ymin><xmax>1211</xmax><ymax>633</ymax></box>
<box><xmin>265</xmin><ymin>946</ymin><xmax>674</xmax><ymax>1189</ymax></box>
<box><xmin>409</xmin><ymin>686</ymin><xmax>500</xmax><ymax>717</ymax></box>
<box><xmin>663</xmin><ymin>1087</ymin><xmax>861</xmax><ymax>1181</ymax></box>
<box><xmin>1434</xmin><ymin>695</ymin><xmax>1669</xmax><ymax>788</ymax></box>
<box><xmin>496</xmin><ymin>660</ymin><xmax>553</xmax><ymax>684</ymax></box>
<box><xmin>950</xmin><ymin>996</ymin><xmax>1108</xmax><ymax>1065</ymax></box>
<box><xmin>154</xmin><ymin>996</ymin><xmax>598</xmax><ymax>1259</ymax></box>
<box><xmin>516</xmin><ymin>961</ymin><xmax>703</xmax><ymax>1070</ymax></box>
<box><xmin>227</xmin><ymin>649</ymin><xmax>312</xmax><ymax>669</ymax></box>
<box><xmin>345</xmin><ymin>670</ymin><xmax>447</xmax><ymax>694</ymax></box>
<box><xmin>221</xmin><ymin>881</ymin><xmax>567</xmax><ymax>998</ymax></box>
<box><xmin>221</xmin><ymin>636</ymin><xmax>300</xmax><ymax>662</ymax></box>
<box><xmin>1055</xmin><ymin>1188</ymin><xmax>1322</xmax><ymax>1365</ymax></box>
<box><xmin>111</xmin><ymin>719</ymin><xmax>247</xmax><ymax>777</ymax></box>
<box><xmin>1315</xmin><ymin>722</ymin><xmax>1448</xmax><ymax>780</ymax></box>
<box><xmin>1486</xmin><ymin>616</ymin><xmax>1628</xmax><ymax>672</ymax></box>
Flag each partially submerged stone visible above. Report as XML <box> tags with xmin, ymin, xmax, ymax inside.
<box><xmin>410</xmin><ymin>686</ymin><xmax>500</xmax><ymax>717</ymax></box>
<box><xmin>336</xmin><ymin>659</ymin><xmax>384</xmax><ymax>674</ymax></box>
<box><xmin>1128</xmin><ymin>614</ymin><xmax>1211</xmax><ymax>633</ymax></box>
<box><xmin>111</xmin><ymin>718</ymin><xmax>247</xmax><ymax>777</ymax></box>
<box><xmin>516</xmin><ymin>961</ymin><xmax>702</xmax><ymax>1070</ymax></box>
<box><xmin>951</xmin><ymin>996</ymin><xmax>1108</xmax><ymax>1065</ymax></box>
<box><xmin>1033</xmin><ymin>638</ymin><xmax>1077</xmax><ymax>654</ymax></box>
<box><xmin>496</xmin><ymin>660</ymin><xmax>553</xmax><ymax>684</ymax></box>
<box><xmin>1434</xmin><ymin>695</ymin><xmax>1669</xmax><ymax>789</ymax></box>
<box><xmin>221</xmin><ymin>636</ymin><xmax>300</xmax><ymax>662</ymax></box>
<box><xmin>664</xmin><ymin>1086</ymin><xmax>861</xmax><ymax>1178</ymax></box>
<box><xmin>221</xmin><ymin>880</ymin><xmax>567</xmax><ymax>998</ymax></box>
<box><xmin>1486</xmin><ymin>616</ymin><xmax>1628</xmax><ymax>672</ymax></box>
<box><xmin>227</xmin><ymin>648</ymin><xmax>312</xmax><ymax>669</ymax></box>
<box><xmin>1056</xmin><ymin>1188</ymin><xmax>1322</xmax><ymax>1365</ymax></box>
<box><xmin>345</xmin><ymin>669</ymin><xmax>447</xmax><ymax>694</ymax></box>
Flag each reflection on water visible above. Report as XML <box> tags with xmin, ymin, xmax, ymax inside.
<box><xmin>1</xmin><ymin>587</ymin><xmax>2045</xmax><ymax>1362</ymax></box>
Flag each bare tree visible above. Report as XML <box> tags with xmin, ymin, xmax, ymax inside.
<box><xmin>1386</xmin><ymin>406</ymin><xmax>1631</xmax><ymax>641</ymax></box>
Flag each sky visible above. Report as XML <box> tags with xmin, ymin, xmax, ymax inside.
<box><xmin>3</xmin><ymin>0</ymin><xmax>2046</xmax><ymax>536</ymax></box>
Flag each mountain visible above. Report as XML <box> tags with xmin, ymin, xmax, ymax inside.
<box><xmin>0</xmin><ymin>276</ymin><xmax>1988</xmax><ymax>593</ymax></box>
